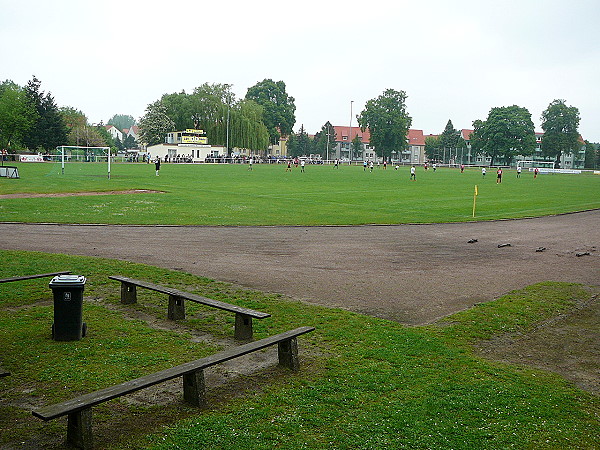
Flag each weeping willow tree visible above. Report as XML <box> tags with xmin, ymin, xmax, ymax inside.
<box><xmin>229</xmin><ymin>100</ymin><xmax>270</xmax><ymax>152</ymax></box>
<box><xmin>158</xmin><ymin>83</ymin><xmax>268</xmax><ymax>153</ymax></box>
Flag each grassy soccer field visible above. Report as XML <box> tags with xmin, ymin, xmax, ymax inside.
<box><xmin>1</xmin><ymin>162</ymin><xmax>599</xmax><ymax>225</ymax></box>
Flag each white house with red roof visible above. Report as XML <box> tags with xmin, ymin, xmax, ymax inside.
<box><xmin>104</xmin><ymin>125</ymin><xmax>123</xmax><ymax>141</ymax></box>
<box><xmin>123</xmin><ymin>125</ymin><xmax>140</xmax><ymax>141</ymax></box>
<box><xmin>331</xmin><ymin>126</ymin><xmax>373</xmax><ymax>161</ymax></box>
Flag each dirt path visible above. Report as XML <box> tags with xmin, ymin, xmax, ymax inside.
<box><xmin>1</xmin><ymin>210</ymin><xmax>598</xmax><ymax>325</ymax></box>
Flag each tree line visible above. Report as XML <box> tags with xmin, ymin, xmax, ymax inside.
<box><xmin>0</xmin><ymin>77</ymin><xmax>139</xmax><ymax>154</ymax></box>
<box><xmin>425</xmin><ymin>101</ymin><xmax>594</xmax><ymax>168</ymax></box>
<box><xmin>138</xmin><ymin>80</ymin><xmax>296</xmax><ymax>153</ymax></box>
<box><xmin>1</xmin><ymin>76</ymin><xmax>597</xmax><ymax>168</ymax></box>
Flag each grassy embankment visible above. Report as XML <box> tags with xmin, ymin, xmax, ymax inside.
<box><xmin>0</xmin><ymin>251</ymin><xmax>598</xmax><ymax>449</ymax></box>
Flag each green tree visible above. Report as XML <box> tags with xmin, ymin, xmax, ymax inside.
<box><xmin>23</xmin><ymin>76</ymin><xmax>68</xmax><ymax>151</ymax></box>
<box><xmin>583</xmin><ymin>141</ymin><xmax>597</xmax><ymax>169</ymax></box>
<box><xmin>60</xmin><ymin>107</ymin><xmax>87</xmax><ymax>146</ymax></box>
<box><xmin>541</xmin><ymin>99</ymin><xmax>581</xmax><ymax>168</ymax></box>
<box><xmin>424</xmin><ymin>135</ymin><xmax>441</xmax><ymax>161</ymax></box>
<box><xmin>313</xmin><ymin>121</ymin><xmax>336</xmax><ymax>159</ymax></box>
<box><xmin>286</xmin><ymin>132</ymin><xmax>298</xmax><ymax>158</ymax></box>
<box><xmin>288</xmin><ymin>125</ymin><xmax>311</xmax><ymax>158</ymax></box>
<box><xmin>107</xmin><ymin>114</ymin><xmax>136</xmax><ymax>131</ymax></box>
<box><xmin>245</xmin><ymin>79</ymin><xmax>296</xmax><ymax>145</ymax></box>
<box><xmin>60</xmin><ymin>107</ymin><xmax>87</xmax><ymax>129</ymax></box>
<box><xmin>123</xmin><ymin>134</ymin><xmax>136</xmax><ymax>150</ymax></box>
<box><xmin>229</xmin><ymin>99</ymin><xmax>269</xmax><ymax>153</ymax></box>
<box><xmin>439</xmin><ymin>120</ymin><xmax>460</xmax><ymax>163</ymax></box>
<box><xmin>351</xmin><ymin>134</ymin><xmax>363</xmax><ymax>160</ymax></box>
<box><xmin>357</xmin><ymin>89</ymin><xmax>412</xmax><ymax>162</ymax></box>
<box><xmin>0</xmin><ymin>80</ymin><xmax>37</xmax><ymax>150</ymax></box>
<box><xmin>138</xmin><ymin>101</ymin><xmax>175</xmax><ymax>146</ymax></box>
<box><xmin>113</xmin><ymin>136</ymin><xmax>124</xmax><ymax>152</ymax></box>
<box><xmin>469</xmin><ymin>105</ymin><xmax>536</xmax><ymax>166</ymax></box>
<box><xmin>159</xmin><ymin>84</ymin><xmax>268</xmax><ymax>153</ymax></box>
<box><xmin>95</xmin><ymin>125</ymin><xmax>116</xmax><ymax>149</ymax></box>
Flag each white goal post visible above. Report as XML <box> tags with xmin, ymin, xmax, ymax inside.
<box><xmin>55</xmin><ymin>146</ymin><xmax>112</xmax><ymax>178</ymax></box>
<box><xmin>516</xmin><ymin>160</ymin><xmax>554</xmax><ymax>170</ymax></box>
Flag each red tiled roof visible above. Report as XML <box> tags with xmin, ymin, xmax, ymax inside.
<box><xmin>407</xmin><ymin>129</ymin><xmax>425</xmax><ymax>146</ymax></box>
<box><xmin>461</xmin><ymin>129</ymin><xmax>473</xmax><ymax>140</ymax></box>
<box><xmin>333</xmin><ymin>126</ymin><xmax>370</xmax><ymax>144</ymax></box>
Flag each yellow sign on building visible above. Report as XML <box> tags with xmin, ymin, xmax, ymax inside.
<box><xmin>182</xmin><ymin>136</ymin><xmax>208</xmax><ymax>144</ymax></box>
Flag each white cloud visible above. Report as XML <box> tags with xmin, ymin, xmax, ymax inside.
<box><xmin>1</xmin><ymin>0</ymin><xmax>598</xmax><ymax>140</ymax></box>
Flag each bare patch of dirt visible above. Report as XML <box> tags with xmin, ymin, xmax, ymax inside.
<box><xmin>477</xmin><ymin>289</ymin><xmax>600</xmax><ymax>395</ymax></box>
<box><xmin>0</xmin><ymin>189</ymin><xmax>164</xmax><ymax>199</ymax></box>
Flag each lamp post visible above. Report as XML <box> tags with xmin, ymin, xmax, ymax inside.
<box><xmin>349</xmin><ymin>100</ymin><xmax>354</xmax><ymax>163</ymax></box>
<box><xmin>326</xmin><ymin>124</ymin><xmax>330</xmax><ymax>163</ymax></box>
<box><xmin>226</xmin><ymin>107</ymin><xmax>230</xmax><ymax>160</ymax></box>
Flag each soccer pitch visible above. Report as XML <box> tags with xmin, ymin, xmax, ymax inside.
<box><xmin>1</xmin><ymin>162</ymin><xmax>599</xmax><ymax>225</ymax></box>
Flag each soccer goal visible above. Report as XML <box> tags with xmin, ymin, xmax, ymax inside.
<box><xmin>55</xmin><ymin>146</ymin><xmax>112</xmax><ymax>178</ymax></box>
<box><xmin>516</xmin><ymin>160</ymin><xmax>555</xmax><ymax>170</ymax></box>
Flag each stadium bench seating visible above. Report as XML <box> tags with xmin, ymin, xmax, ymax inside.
<box><xmin>32</xmin><ymin>326</ymin><xmax>315</xmax><ymax>449</ymax></box>
<box><xmin>109</xmin><ymin>275</ymin><xmax>270</xmax><ymax>340</ymax></box>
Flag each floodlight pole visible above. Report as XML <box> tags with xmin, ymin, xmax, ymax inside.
<box><xmin>326</xmin><ymin>125</ymin><xmax>330</xmax><ymax>163</ymax></box>
<box><xmin>226</xmin><ymin>107</ymin><xmax>230</xmax><ymax>159</ymax></box>
<box><xmin>349</xmin><ymin>100</ymin><xmax>354</xmax><ymax>163</ymax></box>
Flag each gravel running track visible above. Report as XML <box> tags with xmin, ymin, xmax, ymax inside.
<box><xmin>1</xmin><ymin>210</ymin><xmax>598</xmax><ymax>325</ymax></box>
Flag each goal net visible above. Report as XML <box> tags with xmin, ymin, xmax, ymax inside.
<box><xmin>516</xmin><ymin>160</ymin><xmax>554</xmax><ymax>170</ymax></box>
<box><xmin>54</xmin><ymin>146</ymin><xmax>112</xmax><ymax>178</ymax></box>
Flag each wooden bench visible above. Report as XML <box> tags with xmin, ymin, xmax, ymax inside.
<box><xmin>109</xmin><ymin>275</ymin><xmax>271</xmax><ymax>340</ymax></box>
<box><xmin>32</xmin><ymin>326</ymin><xmax>315</xmax><ymax>449</ymax></box>
<box><xmin>0</xmin><ymin>271</ymin><xmax>71</xmax><ymax>284</ymax></box>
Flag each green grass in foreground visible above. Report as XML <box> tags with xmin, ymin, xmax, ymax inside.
<box><xmin>1</xmin><ymin>162</ymin><xmax>599</xmax><ymax>225</ymax></box>
<box><xmin>0</xmin><ymin>251</ymin><xmax>598</xmax><ymax>449</ymax></box>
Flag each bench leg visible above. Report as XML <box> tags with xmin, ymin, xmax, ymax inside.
<box><xmin>120</xmin><ymin>282</ymin><xmax>137</xmax><ymax>304</ymax></box>
<box><xmin>234</xmin><ymin>313</ymin><xmax>253</xmax><ymax>341</ymax></box>
<box><xmin>66</xmin><ymin>408</ymin><xmax>93</xmax><ymax>449</ymax></box>
<box><xmin>278</xmin><ymin>337</ymin><xmax>299</xmax><ymax>371</ymax></box>
<box><xmin>183</xmin><ymin>369</ymin><xmax>207</xmax><ymax>407</ymax></box>
<box><xmin>168</xmin><ymin>295</ymin><xmax>185</xmax><ymax>320</ymax></box>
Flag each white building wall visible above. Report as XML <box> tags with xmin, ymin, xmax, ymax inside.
<box><xmin>146</xmin><ymin>144</ymin><xmax>226</xmax><ymax>162</ymax></box>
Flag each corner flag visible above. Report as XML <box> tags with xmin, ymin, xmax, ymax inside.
<box><xmin>473</xmin><ymin>185</ymin><xmax>478</xmax><ymax>218</ymax></box>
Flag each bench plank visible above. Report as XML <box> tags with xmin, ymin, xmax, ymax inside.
<box><xmin>0</xmin><ymin>271</ymin><xmax>71</xmax><ymax>284</ymax></box>
<box><xmin>109</xmin><ymin>276</ymin><xmax>270</xmax><ymax>319</ymax></box>
<box><xmin>32</xmin><ymin>326</ymin><xmax>314</xmax><ymax>421</ymax></box>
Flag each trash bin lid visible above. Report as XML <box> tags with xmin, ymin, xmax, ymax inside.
<box><xmin>49</xmin><ymin>275</ymin><xmax>86</xmax><ymax>287</ymax></box>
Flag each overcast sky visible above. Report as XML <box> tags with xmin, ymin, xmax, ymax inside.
<box><xmin>2</xmin><ymin>0</ymin><xmax>599</xmax><ymax>141</ymax></box>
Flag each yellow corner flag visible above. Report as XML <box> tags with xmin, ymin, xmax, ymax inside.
<box><xmin>473</xmin><ymin>185</ymin><xmax>478</xmax><ymax>218</ymax></box>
